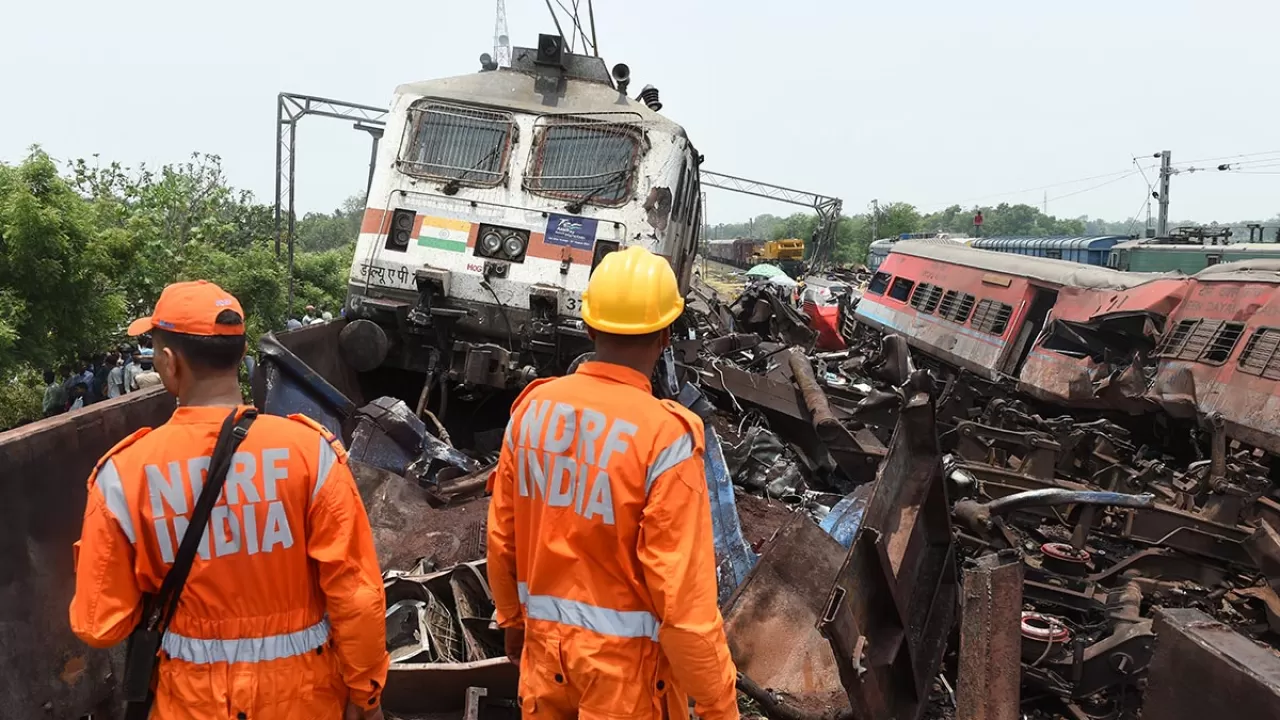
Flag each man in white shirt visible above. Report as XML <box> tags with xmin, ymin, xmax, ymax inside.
<box><xmin>106</xmin><ymin>354</ymin><xmax>126</xmax><ymax>398</ymax></box>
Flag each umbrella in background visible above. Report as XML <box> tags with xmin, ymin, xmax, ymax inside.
<box><xmin>744</xmin><ymin>264</ymin><xmax>785</xmax><ymax>279</ymax></box>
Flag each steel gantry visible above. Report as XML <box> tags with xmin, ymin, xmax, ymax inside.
<box><xmin>699</xmin><ymin>170</ymin><xmax>844</xmax><ymax>270</ymax></box>
<box><xmin>275</xmin><ymin>92</ymin><xmax>389</xmax><ymax>312</ymax></box>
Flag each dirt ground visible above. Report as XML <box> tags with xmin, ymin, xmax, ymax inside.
<box><xmin>735</xmin><ymin>491</ymin><xmax>799</xmax><ymax>552</ymax></box>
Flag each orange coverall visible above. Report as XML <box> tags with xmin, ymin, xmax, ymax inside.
<box><xmin>487</xmin><ymin>361</ymin><xmax>739</xmax><ymax>720</ymax></box>
<box><xmin>70</xmin><ymin>405</ymin><xmax>389</xmax><ymax>719</ymax></box>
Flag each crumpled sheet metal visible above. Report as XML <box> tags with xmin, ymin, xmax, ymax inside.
<box><xmin>382</xmin><ymin>561</ymin><xmax>517</xmax><ymax>715</ymax></box>
<box><xmin>725</xmin><ymin>426</ymin><xmax>803</xmax><ymax>497</ymax></box>
<box><xmin>1048</xmin><ymin>280</ymin><xmax>1189</xmax><ymax>325</ymax></box>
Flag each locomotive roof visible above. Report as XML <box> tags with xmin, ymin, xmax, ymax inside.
<box><xmin>394</xmin><ymin>68</ymin><xmax>686</xmax><ymax>134</ymax></box>
<box><xmin>1112</xmin><ymin>239</ymin><xmax>1280</xmax><ymax>252</ymax></box>
<box><xmin>890</xmin><ymin>240</ymin><xmax>1166</xmax><ymax>290</ymax></box>
<box><xmin>1193</xmin><ymin>259</ymin><xmax>1280</xmax><ymax>283</ymax></box>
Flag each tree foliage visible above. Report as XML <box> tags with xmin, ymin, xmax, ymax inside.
<box><xmin>0</xmin><ymin>148</ymin><xmax>361</xmax><ymax>427</ymax></box>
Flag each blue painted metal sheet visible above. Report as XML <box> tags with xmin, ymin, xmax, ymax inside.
<box><xmin>256</xmin><ymin>332</ymin><xmax>355</xmax><ymax>440</ymax></box>
<box><xmin>819</xmin><ymin>485</ymin><xmax>872</xmax><ymax>548</ymax></box>
<box><xmin>704</xmin><ymin>423</ymin><xmax>759</xmax><ymax>604</ymax></box>
<box><xmin>970</xmin><ymin>236</ymin><xmax>1128</xmax><ymax>266</ymax></box>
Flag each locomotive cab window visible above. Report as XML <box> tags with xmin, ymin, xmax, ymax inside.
<box><xmin>867</xmin><ymin>272</ymin><xmax>890</xmax><ymax>295</ymax></box>
<box><xmin>400</xmin><ymin>102</ymin><xmax>515</xmax><ymax>186</ymax></box>
<box><xmin>887</xmin><ymin>276</ymin><xmax>915</xmax><ymax>302</ymax></box>
<box><xmin>525</xmin><ymin>117</ymin><xmax>641</xmax><ymax>206</ymax></box>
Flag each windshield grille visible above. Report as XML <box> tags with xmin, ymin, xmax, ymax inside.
<box><xmin>401</xmin><ymin>102</ymin><xmax>514</xmax><ymax>185</ymax></box>
<box><xmin>524</xmin><ymin>118</ymin><xmax>641</xmax><ymax>206</ymax></box>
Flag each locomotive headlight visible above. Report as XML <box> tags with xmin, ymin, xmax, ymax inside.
<box><xmin>480</xmin><ymin>231</ymin><xmax>503</xmax><ymax>255</ymax></box>
<box><xmin>502</xmin><ymin>234</ymin><xmax>526</xmax><ymax>258</ymax></box>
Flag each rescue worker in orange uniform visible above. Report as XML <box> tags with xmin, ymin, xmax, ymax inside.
<box><xmin>69</xmin><ymin>280</ymin><xmax>389</xmax><ymax>720</ymax></box>
<box><xmin>487</xmin><ymin>247</ymin><xmax>740</xmax><ymax>720</ymax></box>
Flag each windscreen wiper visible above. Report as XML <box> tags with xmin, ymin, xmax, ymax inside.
<box><xmin>442</xmin><ymin>144</ymin><xmax>504</xmax><ymax>195</ymax></box>
<box><xmin>565</xmin><ymin>170</ymin><xmax>630</xmax><ymax>214</ymax></box>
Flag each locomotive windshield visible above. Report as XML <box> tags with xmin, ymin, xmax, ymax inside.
<box><xmin>524</xmin><ymin>118</ymin><xmax>640</xmax><ymax>206</ymax></box>
<box><xmin>401</xmin><ymin>102</ymin><xmax>514</xmax><ymax>186</ymax></box>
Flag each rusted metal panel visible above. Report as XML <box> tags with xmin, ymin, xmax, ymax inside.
<box><xmin>0</xmin><ymin>388</ymin><xmax>175</xmax><ymax>720</ymax></box>
<box><xmin>855</xmin><ymin>298</ymin><xmax>1006</xmax><ymax>381</ymax></box>
<box><xmin>1048</xmin><ymin>280</ymin><xmax>1188</xmax><ymax>323</ymax></box>
<box><xmin>957</xmin><ymin>551</ymin><xmax>1024</xmax><ymax>720</ymax></box>
<box><xmin>352</xmin><ymin>462</ymin><xmax>490</xmax><ymax>571</ymax></box>
<box><xmin>1145</xmin><ymin>608</ymin><xmax>1280</xmax><ymax>720</ymax></box>
<box><xmin>723</xmin><ymin>514</ymin><xmax>849</xmax><ymax>715</ymax></box>
<box><xmin>817</xmin><ymin>391</ymin><xmax>958</xmax><ymax>720</ymax></box>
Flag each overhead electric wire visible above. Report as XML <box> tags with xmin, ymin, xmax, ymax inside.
<box><xmin>942</xmin><ymin>165</ymin><xmax>1158</xmax><ymax>211</ymax></box>
<box><xmin>1045</xmin><ymin>170</ymin><xmax>1141</xmax><ymax>203</ymax></box>
<box><xmin>1125</xmin><ymin>157</ymin><xmax>1156</xmax><ymax>237</ymax></box>
<box><xmin>1173</xmin><ymin>149</ymin><xmax>1280</xmax><ymax>166</ymax></box>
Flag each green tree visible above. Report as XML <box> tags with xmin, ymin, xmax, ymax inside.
<box><xmin>0</xmin><ymin>149</ymin><xmax>126</xmax><ymax>374</ymax></box>
<box><xmin>296</xmin><ymin>195</ymin><xmax>364</xmax><ymax>253</ymax></box>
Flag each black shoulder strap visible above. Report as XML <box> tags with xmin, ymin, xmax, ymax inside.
<box><xmin>142</xmin><ymin>407</ymin><xmax>257</xmax><ymax>633</ymax></box>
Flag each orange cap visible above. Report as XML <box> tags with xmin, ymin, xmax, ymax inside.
<box><xmin>127</xmin><ymin>280</ymin><xmax>245</xmax><ymax>337</ymax></box>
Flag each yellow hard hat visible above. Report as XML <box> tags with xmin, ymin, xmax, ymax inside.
<box><xmin>581</xmin><ymin>246</ymin><xmax>684</xmax><ymax>334</ymax></box>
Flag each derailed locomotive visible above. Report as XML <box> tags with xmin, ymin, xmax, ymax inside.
<box><xmin>341</xmin><ymin>35</ymin><xmax>702</xmax><ymax>391</ymax></box>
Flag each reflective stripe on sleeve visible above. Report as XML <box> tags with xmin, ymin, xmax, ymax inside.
<box><xmin>524</xmin><ymin>594</ymin><xmax>660</xmax><ymax>641</ymax></box>
<box><xmin>161</xmin><ymin>618</ymin><xmax>331</xmax><ymax>665</ymax></box>
<box><xmin>644</xmin><ymin>432</ymin><xmax>696</xmax><ymax>496</ymax></box>
<box><xmin>313</xmin><ymin>436</ymin><xmax>338</xmax><ymax>500</ymax></box>
<box><xmin>95</xmin><ymin>459</ymin><xmax>136</xmax><ymax>544</ymax></box>
<box><xmin>517</xmin><ymin>581</ymin><xmax>529</xmax><ymax>604</ymax></box>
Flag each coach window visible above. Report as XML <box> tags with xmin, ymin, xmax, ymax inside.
<box><xmin>1239</xmin><ymin>327</ymin><xmax>1280</xmax><ymax>379</ymax></box>
<box><xmin>867</xmin><ymin>272</ymin><xmax>890</xmax><ymax>295</ymax></box>
<box><xmin>887</xmin><ymin>276</ymin><xmax>915</xmax><ymax>303</ymax></box>
<box><xmin>909</xmin><ymin>283</ymin><xmax>944</xmax><ymax>314</ymax></box>
<box><xmin>938</xmin><ymin>290</ymin><xmax>976</xmax><ymax>323</ymax></box>
<box><xmin>1156</xmin><ymin>318</ymin><xmax>1245</xmax><ymax>365</ymax></box>
<box><xmin>1045</xmin><ymin>250</ymin><xmax>1062</xmax><ymax>260</ymax></box>
<box><xmin>971</xmin><ymin>299</ymin><xmax>1013</xmax><ymax>336</ymax></box>
<box><xmin>1205</xmin><ymin>254</ymin><xmax>1222</xmax><ymax>266</ymax></box>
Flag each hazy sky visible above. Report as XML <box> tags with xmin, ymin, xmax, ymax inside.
<box><xmin>4</xmin><ymin>1</ymin><xmax>1278</xmax><ymax>226</ymax></box>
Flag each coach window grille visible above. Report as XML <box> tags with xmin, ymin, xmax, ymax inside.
<box><xmin>400</xmin><ymin>102</ymin><xmax>515</xmax><ymax>186</ymax></box>
<box><xmin>1200</xmin><ymin>321</ymin><xmax>1245</xmax><ymax>365</ymax></box>
<box><xmin>909</xmin><ymin>283</ymin><xmax>944</xmax><ymax>314</ymax></box>
<box><xmin>1155</xmin><ymin>319</ymin><xmax>1199</xmax><ymax>358</ymax></box>
<box><xmin>938</xmin><ymin>290</ymin><xmax>976</xmax><ymax>323</ymax></box>
<box><xmin>1239</xmin><ymin>327</ymin><xmax>1280</xmax><ymax>379</ymax></box>
<box><xmin>971</xmin><ymin>299</ymin><xmax>1013</xmax><ymax>336</ymax></box>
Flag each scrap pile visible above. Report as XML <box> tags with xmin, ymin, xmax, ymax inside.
<box><xmin>259</xmin><ymin>267</ymin><xmax>1280</xmax><ymax>720</ymax></box>
<box><xmin>681</xmin><ymin>273</ymin><xmax>1280</xmax><ymax>720</ymax></box>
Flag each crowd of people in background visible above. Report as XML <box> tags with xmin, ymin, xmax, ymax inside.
<box><xmin>41</xmin><ymin>338</ymin><xmax>162</xmax><ymax>418</ymax></box>
<box><xmin>37</xmin><ymin>305</ymin><xmax>328</xmax><ymax>420</ymax></box>
<box><xmin>285</xmin><ymin>304</ymin><xmax>335</xmax><ymax>331</ymax></box>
